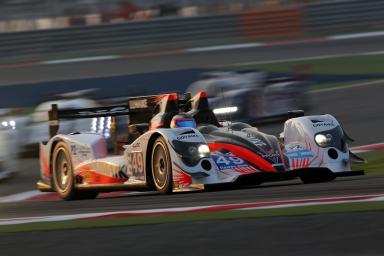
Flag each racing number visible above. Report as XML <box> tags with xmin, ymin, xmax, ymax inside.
<box><xmin>129</xmin><ymin>152</ymin><xmax>144</xmax><ymax>176</ymax></box>
<box><xmin>215</xmin><ymin>155</ymin><xmax>245</xmax><ymax>166</ymax></box>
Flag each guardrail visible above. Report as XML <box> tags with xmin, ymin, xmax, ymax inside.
<box><xmin>1</xmin><ymin>0</ymin><xmax>384</xmax><ymax>63</ymax></box>
<box><xmin>0</xmin><ymin>14</ymin><xmax>240</xmax><ymax>61</ymax></box>
<box><xmin>303</xmin><ymin>0</ymin><xmax>384</xmax><ymax>33</ymax></box>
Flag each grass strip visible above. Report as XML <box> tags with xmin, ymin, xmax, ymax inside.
<box><xmin>1</xmin><ymin>201</ymin><xmax>383</xmax><ymax>233</ymax></box>
<box><xmin>353</xmin><ymin>150</ymin><xmax>384</xmax><ymax>176</ymax></box>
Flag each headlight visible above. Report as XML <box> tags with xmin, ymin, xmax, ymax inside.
<box><xmin>1</xmin><ymin>120</ymin><xmax>16</xmax><ymax>130</ymax></box>
<box><xmin>198</xmin><ymin>144</ymin><xmax>210</xmax><ymax>157</ymax></box>
<box><xmin>172</xmin><ymin>140</ymin><xmax>210</xmax><ymax>166</ymax></box>
<box><xmin>315</xmin><ymin>133</ymin><xmax>333</xmax><ymax>147</ymax></box>
<box><xmin>213</xmin><ymin>106</ymin><xmax>238</xmax><ymax>115</ymax></box>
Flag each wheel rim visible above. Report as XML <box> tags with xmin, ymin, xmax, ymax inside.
<box><xmin>55</xmin><ymin>148</ymin><xmax>70</xmax><ymax>191</ymax></box>
<box><xmin>152</xmin><ymin>142</ymin><xmax>169</xmax><ymax>189</ymax></box>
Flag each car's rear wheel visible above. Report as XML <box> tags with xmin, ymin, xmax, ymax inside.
<box><xmin>52</xmin><ymin>142</ymin><xmax>98</xmax><ymax>200</ymax></box>
<box><xmin>151</xmin><ymin>137</ymin><xmax>172</xmax><ymax>194</ymax></box>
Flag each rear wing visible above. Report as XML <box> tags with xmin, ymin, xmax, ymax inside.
<box><xmin>48</xmin><ymin>96</ymin><xmax>157</xmax><ymax>138</ymax></box>
<box><xmin>48</xmin><ymin>93</ymin><xmax>193</xmax><ymax>138</ymax></box>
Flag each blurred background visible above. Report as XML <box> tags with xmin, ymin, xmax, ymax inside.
<box><xmin>0</xmin><ymin>0</ymin><xmax>383</xmax><ymax>192</ymax></box>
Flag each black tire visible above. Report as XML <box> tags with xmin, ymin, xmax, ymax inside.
<box><xmin>52</xmin><ymin>142</ymin><xmax>98</xmax><ymax>200</ymax></box>
<box><xmin>151</xmin><ymin>137</ymin><xmax>172</xmax><ymax>194</ymax></box>
<box><xmin>300</xmin><ymin>171</ymin><xmax>336</xmax><ymax>184</ymax></box>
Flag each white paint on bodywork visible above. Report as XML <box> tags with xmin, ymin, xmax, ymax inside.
<box><xmin>283</xmin><ymin>115</ymin><xmax>351</xmax><ymax>173</ymax></box>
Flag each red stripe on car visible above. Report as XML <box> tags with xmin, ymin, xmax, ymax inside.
<box><xmin>208</xmin><ymin>142</ymin><xmax>277</xmax><ymax>172</ymax></box>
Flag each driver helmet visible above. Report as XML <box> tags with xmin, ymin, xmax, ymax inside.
<box><xmin>170</xmin><ymin>113</ymin><xmax>196</xmax><ymax>129</ymax></box>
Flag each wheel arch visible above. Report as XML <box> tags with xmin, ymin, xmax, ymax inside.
<box><xmin>145</xmin><ymin>132</ymin><xmax>162</xmax><ymax>189</ymax></box>
<box><xmin>49</xmin><ymin>138</ymin><xmax>70</xmax><ymax>179</ymax></box>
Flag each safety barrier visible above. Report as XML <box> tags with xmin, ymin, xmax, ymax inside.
<box><xmin>303</xmin><ymin>0</ymin><xmax>384</xmax><ymax>33</ymax></box>
<box><xmin>240</xmin><ymin>7</ymin><xmax>304</xmax><ymax>39</ymax></box>
<box><xmin>1</xmin><ymin>0</ymin><xmax>384</xmax><ymax>63</ymax></box>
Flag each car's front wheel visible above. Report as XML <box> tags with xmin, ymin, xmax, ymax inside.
<box><xmin>151</xmin><ymin>137</ymin><xmax>172</xmax><ymax>194</ymax></box>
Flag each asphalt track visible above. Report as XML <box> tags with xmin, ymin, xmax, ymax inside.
<box><xmin>1</xmin><ymin>175</ymin><xmax>384</xmax><ymax>219</ymax></box>
<box><xmin>1</xmin><ymin>35</ymin><xmax>384</xmax><ymax>86</ymax></box>
<box><xmin>2</xmin><ymin>212</ymin><xmax>384</xmax><ymax>256</ymax></box>
<box><xmin>0</xmin><ymin>35</ymin><xmax>383</xmax><ymax>255</ymax></box>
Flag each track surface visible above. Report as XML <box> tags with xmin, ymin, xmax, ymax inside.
<box><xmin>0</xmin><ymin>79</ymin><xmax>383</xmax><ymax>218</ymax></box>
<box><xmin>0</xmin><ymin>35</ymin><xmax>383</xmax><ymax>255</ymax></box>
<box><xmin>2</xmin><ymin>211</ymin><xmax>384</xmax><ymax>256</ymax></box>
<box><xmin>0</xmin><ymin>35</ymin><xmax>384</xmax><ymax>86</ymax></box>
<box><xmin>1</xmin><ymin>176</ymin><xmax>383</xmax><ymax>219</ymax></box>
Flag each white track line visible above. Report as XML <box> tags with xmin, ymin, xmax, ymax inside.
<box><xmin>23</xmin><ymin>30</ymin><xmax>384</xmax><ymax>67</ymax></box>
<box><xmin>329</xmin><ymin>31</ymin><xmax>384</xmax><ymax>41</ymax></box>
<box><xmin>187</xmin><ymin>43</ymin><xmax>265</xmax><ymax>53</ymax></box>
<box><xmin>44</xmin><ymin>55</ymin><xmax>119</xmax><ymax>65</ymax></box>
<box><xmin>0</xmin><ymin>190</ymin><xmax>44</xmax><ymax>203</ymax></box>
<box><xmin>238</xmin><ymin>197</ymin><xmax>384</xmax><ymax>211</ymax></box>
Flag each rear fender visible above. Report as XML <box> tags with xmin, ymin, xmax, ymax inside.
<box><xmin>40</xmin><ymin>133</ymin><xmax>107</xmax><ymax>182</ymax></box>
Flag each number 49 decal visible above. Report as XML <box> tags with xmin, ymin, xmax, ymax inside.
<box><xmin>128</xmin><ymin>151</ymin><xmax>144</xmax><ymax>176</ymax></box>
<box><xmin>213</xmin><ymin>154</ymin><xmax>245</xmax><ymax>170</ymax></box>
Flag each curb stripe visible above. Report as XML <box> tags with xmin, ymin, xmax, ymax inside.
<box><xmin>351</xmin><ymin>142</ymin><xmax>384</xmax><ymax>152</ymax></box>
<box><xmin>0</xmin><ymin>194</ymin><xmax>383</xmax><ymax>225</ymax></box>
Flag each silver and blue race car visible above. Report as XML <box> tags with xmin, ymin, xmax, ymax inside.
<box><xmin>37</xmin><ymin>92</ymin><xmax>364</xmax><ymax>200</ymax></box>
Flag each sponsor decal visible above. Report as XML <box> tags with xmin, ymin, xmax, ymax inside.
<box><xmin>70</xmin><ymin>144</ymin><xmax>91</xmax><ymax>158</ymax></box>
<box><xmin>313</xmin><ymin>120</ymin><xmax>335</xmax><ymax>128</ymax></box>
<box><xmin>211</xmin><ymin>152</ymin><xmax>257</xmax><ymax>175</ymax></box>
<box><xmin>77</xmin><ymin>107</ymin><xmax>129</xmax><ymax>117</ymax></box>
<box><xmin>286</xmin><ymin>149</ymin><xmax>314</xmax><ymax>159</ymax></box>
<box><xmin>176</xmin><ymin>134</ymin><xmax>199</xmax><ymax>140</ymax></box>
<box><xmin>132</xmin><ymin>142</ymin><xmax>140</xmax><ymax>148</ymax></box>
<box><xmin>259</xmin><ymin>152</ymin><xmax>280</xmax><ymax>158</ymax></box>
<box><xmin>213</xmin><ymin>152</ymin><xmax>246</xmax><ymax>170</ymax></box>
<box><xmin>286</xmin><ymin>144</ymin><xmax>304</xmax><ymax>151</ymax></box>
<box><xmin>246</xmin><ymin>133</ymin><xmax>267</xmax><ymax>147</ymax></box>
<box><xmin>212</xmin><ymin>152</ymin><xmax>258</xmax><ymax>174</ymax></box>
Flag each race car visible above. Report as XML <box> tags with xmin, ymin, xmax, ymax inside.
<box><xmin>0</xmin><ymin>116</ymin><xmax>18</xmax><ymax>180</ymax></box>
<box><xmin>37</xmin><ymin>91</ymin><xmax>364</xmax><ymax>200</ymax></box>
<box><xmin>186</xmin><ymin>70</ymin><xmax>311</xmax><ymax>124</ymax></box>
